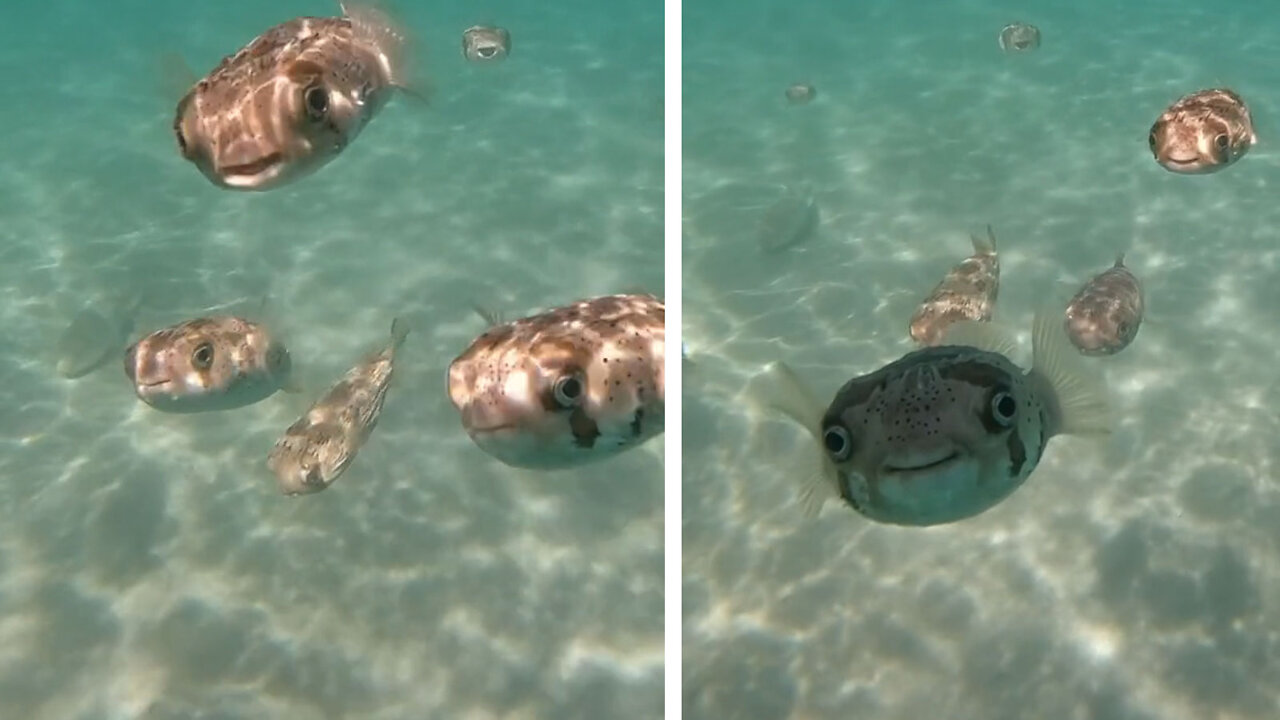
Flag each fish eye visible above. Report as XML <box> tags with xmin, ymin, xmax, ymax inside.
<box><xmin>304</xmin><ymin>85</ymin><xmax>329</xmax><ymax>120</ymax></box>
<box><xmin>823</xmin><ymin>424</ymin><xmax>853</xmax><ymax>461</ymax></box>
<box><xmin>989</xmin><ymin>390</ymin><xmax>1017</xmax><ymax>428</ymax></box>
<box><xmin>1214</xmin><ymin>133</ymin><xmax>1229</xmax><ymax>150</ymax></box>
<box><xmin>1147</xmin><ymin>131</ymin><xmax>1157</xmax><ymax>149</ymax></box>
<box><xmin>191</xmin><ymin>342</ymin><xmax>214</xmax><ymax>370</ymax></box>
<box><xmin>553</xmin><ymin>373</ymin><xmax>584</xmax><ymax>408</ymax></box>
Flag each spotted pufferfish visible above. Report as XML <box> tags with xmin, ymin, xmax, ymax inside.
<box><xmin>756</xmin><ymin>305</ymin><xmax>1111</xmax><ymax>526</ymax></box>
<box><xmin>446</xmin><ymin>293</ymin><xmax>665</xmax><ymax>469</ymax></box>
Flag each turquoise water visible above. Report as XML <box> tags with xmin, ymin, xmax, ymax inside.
<box><xmin>683</xmin><ymin>1</ymin><xmax>1280</xmax><ymax>719</ymax></box>
<box><xmin>0</xmin><ymin>1</ymin><xmax>663</xmax><ymax>718</ymax></box>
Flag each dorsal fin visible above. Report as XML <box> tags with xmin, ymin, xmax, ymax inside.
<box><xmin>472</xmin><ymin>304</ymin><xmax>504</xmax><ymax>327</ymax></box>
<box><xmin>970</xmin><ymin>224</ymin><xmax>997</xmax><ymax>255</ymax></box>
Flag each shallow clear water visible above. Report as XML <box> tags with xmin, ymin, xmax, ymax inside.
<box><xmin>0</xmin><ymin>1</ymin><xmax>663</xmax><ymax>718</ymax></box>
<box><xmin>683</xmin><ymin>1</ymin><xmax>1280</xmax><ymax>718</ymax></box>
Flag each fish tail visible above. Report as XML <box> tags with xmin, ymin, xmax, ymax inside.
<box><xmin>389</xmin><ymin>317</ymin><xmax>410</xmax><ymax>348</ymax></box>
<box><xmin>749</xmin><ymin>361</ymin><xmax>840</xmax><ymax>517</ymax></box>
<box><xmin>1030</xmin><ymin>303</ymin><xmax>1111</xmax><ymax>437</ymax></box>
<box><xmin>341</xmin><ymin>2</ymin><xmax>415</xmax><ymax>90</ymax></box>
<box><xmin>1114</xmin><ymin>252</ymin><xmax>1126</xmax><ymax>267</ymax></box>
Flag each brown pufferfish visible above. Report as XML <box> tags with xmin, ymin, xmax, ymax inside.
<box><xmin>268</xmin><ymin>318</ymin><xmax>408</xmax><ymax>495</ymax></box>
<box><xmin>1149</xmin><ymin>88</ymin><xmax>1256</xmax><ymax>174</ymax></box>
<box><xmin>124</xmin><ymin>316</ymin><xmax>294</xmax><ymax>413</ymax></box>
<box><xmin>173</xmin><ymin>2</ymin><xmax>414</xmax><ymax>190</ymax></box>
<box><xmin>447</xmin><ymin>293</ymin><xmax>665</xmax><ymax>470</ymax></box>
<box><xmin>909</xmin><ymin>225</ymin><xmax>1000</xmax><ymax>346</ymax></box>
<box><xmin>1064</xmin><ymin>254</ymin><xmax>1144</xmax><ymax>356</ymax></box>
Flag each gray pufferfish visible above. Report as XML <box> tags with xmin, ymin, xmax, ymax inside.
<box><xmin>758</xmin><ymin>306</ymin><xmax>1111</xmax><ymax>526</ymax></box>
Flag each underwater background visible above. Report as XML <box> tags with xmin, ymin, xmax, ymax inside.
<box><xmin>682</xmin><ymin>0</ymin><xmax>1280</xmax><ymax>718</ymax></box>
<box><xmin>0</xmin><ymin>0</ymin><xmax>663</xmax><ymax>718</ymax></box>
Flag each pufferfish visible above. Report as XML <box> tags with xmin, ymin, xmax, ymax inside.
<box><xmin>172</xmin><ymin>2</ymin><xmax>415</xmax><ymax>190</ymax></box>
<box><xmin>267</xmin><ymin>318</ymin><xmax>407</xmax><ymax>495</ymax></box>
<box><xmin>1064</xmin><ymin>254</ymin><xmax>1144</xmax><ymax>356</ymax></box>
<box><xmin>124</xmin><ymin>316</ymin><xmax>294</xmax><ymax>413</ymax></box>
<box><xmin>909</xmin><ymin>225</ymin><xmax>999</xmax><ymax>346</ymax></box>
<box><xmin>756</xmin><ymin>306</ymin><xmax>1111</xmax><ymax>526</ymax></box>
<box><xmin>1149</xmin><ymin>88</ymin><xmax>1256</xmax><ymax>174</ymax></box>
<box><xmin>447</xmin><ymin>293</ymin><xmax>665</xmax><ymax>470</ymax></box>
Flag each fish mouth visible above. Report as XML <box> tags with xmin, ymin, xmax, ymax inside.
<box><xmin>466</xmin><ymin>420</ymin><xmax>520</xmax><ymax>435</ymax></box>
<box><xmin>882</xmin><ymin>450</ymin><xmax>963</xmax><ymax>475</ymax></box>
<box><xmin>218</xmin><ymin>153</ymin><xmax>285</xmax><ymax>187</ymax></box>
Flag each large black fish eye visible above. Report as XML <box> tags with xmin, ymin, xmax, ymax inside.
<box><xmin>823</xmin><ymin>424</ymin><xmax>853</xmax><ymax>461</ymax></box>
<box><xmin>191</xmin><ymin>342</ymin><xmax>214</xmax><ymax>370</ymax></box>
<box><xmin>990</xmin><ymin>390</ymin><xmax>1017</xmax><ymax>427</ymax></box>
<box><xmin>1214</xmin><ymin>133</ymin><xmax>1230</xmax><ymax>151</ymax></box>
<box><xmin>1147</xmin><ymin>130</ymin><xmax>1157</xmax><ymax>149</ymax></box>
<box><xmin>304</xmin><ymin>85</ymin><xmax>329</xmax><ymax>120</ymax></box>
<box><xmin>553</xmin><ymin>373</ymin><xmax>584</xmax><ymax>408</ymax></box>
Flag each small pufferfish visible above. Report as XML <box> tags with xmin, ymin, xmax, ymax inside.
<box><xmin>267</xmin><ymin>318</ymin><xmax>408</xmax><ymax>495</ymax></box>
<box><xmin>1064</xmin><ymin>254</ymin><xmax>1144</xmax><ymax>356</ymax></box>
<box><xmin>909</xmin><ymin>225</ymin><xmax>1000</xmax><ymax>346</ymax></box>
<box><xmin>124</xmin><ymin>316</ymin><xmax>294</xmax><ymax>413</ymax></box>
<box><xmin>1149</xmin><ymin>88</ymin><xmax>1256</xmax><ymax>174</ymax></box>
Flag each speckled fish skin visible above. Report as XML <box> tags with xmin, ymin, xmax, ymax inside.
<box><xmin>173</xmin><ymin>2</ymin><xmax>410</xmax><ymax>191</ymax></box>
<box><xmin>124</xmin><ymin>316</ymin><xmax>293</xmax><ymax>413</ymax></box>
<box><xmin>447</xmin><ymin>293</ymin><xmax>665</xmax><ymax>470</ymax></box>
<box><xmin>998</xmin><ymin>23</ymin><xmax>1041</xmax><ymax>52</ymax></box>
<box><xmin>1064</xmin><ymin>254</ymin><xmax>1144</xmax><ymax>356</ymax></box>
<box><xmin>1149</xmin><ymin>88</ymin><xmax>1256</xmax><ymax>174</ymax></box>
<box><xmin>909</xmin><ymin>225</ymin><xmax>1000</xmax><ymax>346</ymax></box>
<box><xmin>268</xmin><ymin>318</ymin><xmax>408</xmax><ymax>496</ymax></box>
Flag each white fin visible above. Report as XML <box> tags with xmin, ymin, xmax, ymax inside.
<box><xmin>749</xmin><ymin>362</ymin><xmax>840</xmax><ymax>517</ymax></box>
<box><xmin>389</xmin><ymin>317</ymin><xmax>410</xmax><ymax>349</ymax></box>
<box><xmin>938</xmin><ymin>319</ymin><xmax>1019</xmax><ymax>359</ymax></box>
<box><xmin>1030</xmin><ymin>304</ymin><xmax>1112</xmax><ymax>436</ymax></box>
<box><xmin>341</xmin><ymin>2</ymin><xmax>420</xmax><ymax>95</ymax></box>
<box><xmin>970</xmin><ymin>224</ymin><xmax>997</xmax><ymax>255</ymax></box>
<box><xmin>156</xmin><ymin>51</ymin><xmax>199</xmax><ymax>101</ymax></box>
<box><xmin>618</xmin><ymin>285</ymin><xmax>658</xmax><ymax>299</ymax></box>
<box><xmin>471</xmin><ymin>304</ymin><xmax>504</xmax><ymax>328</ymax></box>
